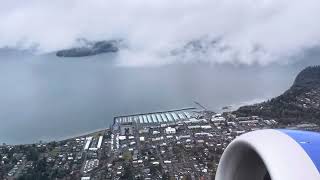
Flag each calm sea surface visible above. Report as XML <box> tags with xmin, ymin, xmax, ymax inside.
<box><xmin>0</xmin><ymin>50</ymin><xmax>318</xmax><ymax>144</ymax></box>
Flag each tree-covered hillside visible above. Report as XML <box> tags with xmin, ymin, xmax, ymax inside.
<box><xmin>234</xmin><ymin>66</ymin><xmax>320</xmax><ymax>125</ymax></box>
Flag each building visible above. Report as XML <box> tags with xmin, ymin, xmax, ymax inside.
<box><xmin>165</xmin><ymin>127</ymin><xmax>176</xmax><ymax>134</ymax></box>
<box><xmin>119</xmin><ymin>122</ymin><xmax>135</xmax><ymax>135</ymax></box>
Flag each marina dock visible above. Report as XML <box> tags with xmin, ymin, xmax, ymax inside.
<box><xmin>113</xmin><ymin>107</ymin><xmax>198</xmax><ymax>126</ymax></box>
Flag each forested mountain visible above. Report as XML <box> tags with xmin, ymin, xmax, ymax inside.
<box><xmin>235</xmin><ymin>66</ymin><xmax>320</xmax><ymax>125</ymax></box>
<box><xmin>56</xmin><ymin>40</ymin><xmax>119</xmax><ymax>57</ymax></box>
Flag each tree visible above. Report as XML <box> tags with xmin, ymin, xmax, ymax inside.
<box><xmin>123</xmin><ymin>150</ymin><xmax>132</xmax><ymax>162</ymax></box>
<box><xmin>26</xmin><ymin>148</ymin><xmax>39</xmax><ymax>161</ymax></box>
<box><xmin>162</xmin><ymin>172</ymin><xmax>170</xmax><ymax>180</ymax></box>
<box><xmin>121</xmin><ymin>164</ymin><xmax>134</xmax><ymax>180</ymax></box>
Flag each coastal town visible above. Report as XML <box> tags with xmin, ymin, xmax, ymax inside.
<box><xmin>1</xmin><ymin>108</ymin><xmax>320</xmax><ymax>180</ymax></box>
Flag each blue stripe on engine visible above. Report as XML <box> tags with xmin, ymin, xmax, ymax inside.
<box><xmin>280</xmin><ymin>129</ymin><xmax>320</xmax><ymax>173</ymax></box>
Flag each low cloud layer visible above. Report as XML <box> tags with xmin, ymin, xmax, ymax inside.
<box><xmin>1</xmin><ymin>0</ymin><xmax>320</xmax><ymax>66</ymax></box>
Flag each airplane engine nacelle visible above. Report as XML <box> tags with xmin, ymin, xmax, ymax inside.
<box><xmin>215</xmin><ymin>129</ymin><xmax>320</xmax><ymax>180</ymax></box>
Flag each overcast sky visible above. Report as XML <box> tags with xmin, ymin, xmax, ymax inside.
<box><xmin>0</xmin><ymin>0</ymin><xmax>319</xmax><ymax>66</ymax></box>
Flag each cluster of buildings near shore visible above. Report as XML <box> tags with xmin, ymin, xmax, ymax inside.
<box><xmin>2</xmin><ymin>107</ymin><xmax>320</xmax><ymax>180</ymax></box>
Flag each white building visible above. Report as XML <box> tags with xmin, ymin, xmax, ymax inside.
<box><xmin>97</xmin><ymin>136</ymin><xmax>103</xmax><ymax>149</ymax></box>
<box><xmin>165</xmin><ymin>127</ymin><xmax>176</xmax><ymax>134</ymax></box>
<box><xmin>84</xmin><ymin>137</ymin><xmax>93</xmax><ymax>150</ymax></box>
<box><xmin>211</xmin><ymin>114</ymin><xmax>226</xmax><ymax>122</ymax></box>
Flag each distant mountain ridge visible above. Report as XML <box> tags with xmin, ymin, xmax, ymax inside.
<box><xmin>234</xmin><ymin>66</ymin><xmax>320</xmax><ymax>125</ymax></box>
<box><xmin>56</xmin><ymin>40</ymin><xmax>120</xmax><ymax>57</ymax></box>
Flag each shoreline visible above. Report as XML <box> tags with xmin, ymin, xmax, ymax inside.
<box><xmin>2</xmin><ymin>127</ymin><xmax>108</xmax><ymax>146</ymax></box>
<box><xmin>2</xmin><ymin>100</ymin><xmax>266</xmax><ymax>146</ymax></box>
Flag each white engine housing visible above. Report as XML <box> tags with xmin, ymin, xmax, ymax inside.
<box><xmin>215</xmin><ymin>129</ymin><xmax>320</xmax><ymax>180</ymax></box>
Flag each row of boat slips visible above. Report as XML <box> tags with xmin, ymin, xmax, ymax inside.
<box><xmin>114</xmin><ymin>110</ymin><xmax>194</xmax><ymax>125</ymax></box>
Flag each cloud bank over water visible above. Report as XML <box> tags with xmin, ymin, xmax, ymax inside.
<box><xmin>1</xmin><ymin>0</ymin><xmax>320</xmax><ymax>66</ymax></box>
